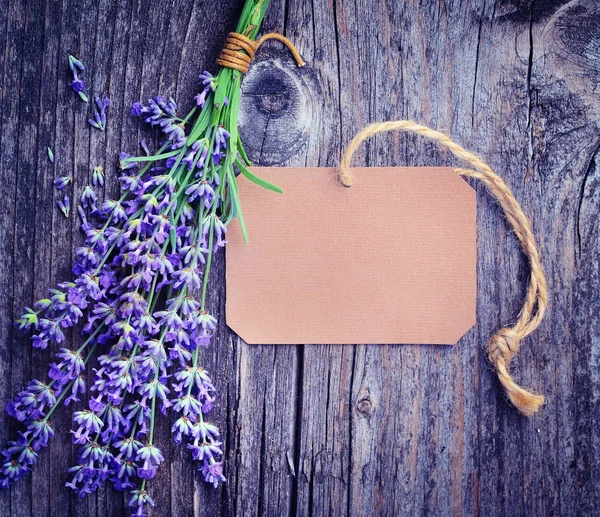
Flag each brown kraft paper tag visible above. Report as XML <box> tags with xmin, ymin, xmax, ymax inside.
<box><xmin>225</xmin><ymin>166</ymin><xmax>476</xmax><ymax>345</ymax></box>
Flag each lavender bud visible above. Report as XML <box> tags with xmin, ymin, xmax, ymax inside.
<box><xmin>57</xmin><ymin>195</ymin><xmax>70</xmax><ymax>218</ymax></box>
<box><xmin>68</xmin><ymin>54</ymin><xmax>85</xmax><ymax>73</ymax></box>
<box><xmin>92</xmin><ymin>166</ymin><xmax>104</xmax><ymax>187</ymax></box>
<box><xmin>88</xmin><ymin>96</ymin><xmax>110</xmax><ymax>131</ymax></box>
<box><xmin>80</xmin><ymin>186</ymin><xmax>97</xmax><ymax>210</ymax></box>
<box><xmin>53</xmin><ymin>176</ymin><xmax>71</xmax><ymax>190</ymax></box>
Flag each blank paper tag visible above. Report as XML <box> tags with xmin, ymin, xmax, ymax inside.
<box><xmin>226</xmin><ymin>167</ymin><xmax>476</xmax><ymax>345</ymax></box>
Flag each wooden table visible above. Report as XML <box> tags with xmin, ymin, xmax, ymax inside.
<box><xmin>0</xmin><ymin>0</ymin><xmax>598</xmax><ymax>515</ymax></box>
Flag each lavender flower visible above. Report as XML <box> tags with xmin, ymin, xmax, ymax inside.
<box><xmin>80</xmin><ymin>186</ymin><xmax>97</xmax><ymax>210</ymax></box>
<box><xmin>47</xmin><ymin>147</ymin><xmax>54</xmax><ymax>163</ymax></box>
<box><xmin>130</xmin><ymin>97</ymin><xmax>185</xmax><ymax>149</ymax></box>
<box><xmin>57</xmin><ymin>195</ymin><xmax>70</xmax><ymax>218</ymax></box>
<box><xmin>1</xmin><ymin>1</ymin><xmax>291</xmax><ymax>515</ymax></box>
<box><xmin>140</xmin><ymin>139</ymin><xmax>150</xmax><ymax>156</ymax></box>
<box><xmin>93</xmin><ymin>166</ymin><xmax>104</xmax><ymax>186</ymax></box>
<box><xmin>68</xmin><ymin>54</ymin><xmax>85</xmax><ymax>74</ymax></box>
<box><xmin>54</xmin><ymin>176</ymin><xmax>71</xmax><ymax>190</ymax></box>
<box><xmin>195</xmin><ymin>71</ymin><xmax>217</xmax><ymax>108</ymax></box>
<box><xmin>71</xmin><ymin>78</ymin><xmax>86</xmax><ymax>93</ymax></box>
<box><xmin>68</xmin><ymin>54</ymin><xmax>88</xmax><ymax>103</ymax></box>
<box><xmin>89</xmin><ymin>97</ymin><xmax>110</xmax><ymax>131</ymax></box>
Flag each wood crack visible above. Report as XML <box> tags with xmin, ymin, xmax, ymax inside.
<box><xmin>290</xmin><ymin>344</ymin><xmax>304</xmax><ymax>517</ymax></box>
<box><xmin>471</xmin><ymin>17</ymin><xmax>483</xmax><ymax>128</ymax></box>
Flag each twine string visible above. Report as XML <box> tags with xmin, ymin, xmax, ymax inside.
<box><xmin>217</xmin><ymin>32</ymin><xmax>305</xmax><ymax>74</ymax></box>
<box><xmin>338</xmin><ymin>120</ymin><xmax>547</xmax><ymax>416</ymax></box>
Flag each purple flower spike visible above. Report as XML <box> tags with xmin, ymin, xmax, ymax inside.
<box><xmin>131</xmin><ymin>97</ymin><xmax>186</xmax><ymax>148</ymax></box>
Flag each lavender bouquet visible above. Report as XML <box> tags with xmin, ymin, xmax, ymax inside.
<box><xmin>0</xmin><ymin>0</ymin><xmax>288</xmax><ymax>515</ymax></box>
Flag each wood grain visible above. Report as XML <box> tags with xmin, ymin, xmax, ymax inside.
<box><xmin>0</xmin><ymin>0</ymin><xmax>598</xmax><ymax>516</ymax></box>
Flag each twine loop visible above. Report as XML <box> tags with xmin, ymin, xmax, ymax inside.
<box><xmin>338</xmin><ymin>120</ymin><xmax>548</xmax><ymax>416</ymax></box>
<box><xmin>217</xmin><ymin>32</ymin><xmax>305</xmax><ymax>74</ymax></box>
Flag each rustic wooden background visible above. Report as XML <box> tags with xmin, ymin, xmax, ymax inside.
<box><xmin>0</xmin><ymin>0</ymin><xmax>599</xmax><ymax>515</ymax></box>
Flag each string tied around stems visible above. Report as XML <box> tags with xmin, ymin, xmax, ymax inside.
<box><xmin>217</xmin><ymin>32</ymin><xmax>305</xmax><ymax>74</ymax></box>
<box><xmin>338</xmin><ymin>120</ymin><xmax>547</xmax><ymax>416</ymax></box>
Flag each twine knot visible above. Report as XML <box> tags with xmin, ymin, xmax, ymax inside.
<box><xmin>217</xmin><ymin>32</ymin><xmax>305</xmax><ymax>74</ymax></box>
<box><xmin>487</xmin><ymin>328</ymin><xmax>520</xmax><ymax>365</ymax></box>
<box><xmin>337</xmin><ymin>120</ymin><xmax>547</xmax><ymax>416</ymax></box>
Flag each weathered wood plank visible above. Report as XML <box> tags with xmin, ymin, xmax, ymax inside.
<box><xmin>2</xmin><ymin>1</ymin><xmax>33</xmax><ymax>516</ymax></box>
<box><xmin>0</xmin><ymin>1</ymin><xmax>598</xmax><ymax>516</ymax></box>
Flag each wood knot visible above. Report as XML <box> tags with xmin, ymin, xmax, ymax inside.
<box><xmin>542</xmin><ymin>0</ymin><xmax>600</xmax><ymax>91</ymax></box>
<box><xmin>356</xmin><ymin>394</ymin><xmax>375</xmax><ymax>417</ymax></box>
<box><xmin>238</xmin><ymin>60</ymin><xmax>311</xmax><ymax>165</ymax></box>
<box><xmin>551</xmin><ymin>1</ymin><xmax>600</xmax><ymax>75</ymax></box>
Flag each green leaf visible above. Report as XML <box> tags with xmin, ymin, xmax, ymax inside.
<box><xmin>122</xmin><ymin>149</ymin><xmax>180</xmax><ymax>162</ymax></box>
<box><xmin>236</xmin><ymin>158</ymin><xmax>283</xmax><ymax>193</ymax></box>
<box><xmin>214</xmin><ymin>68</ymin><xmax>231</xmax><ymax>112</ymax></box>
<box><xmin>237</xmin><ymin>135</ymin><xmax>251</xmax><ymax>165</ymax></box>
<box><xmin>169</xmin><ymin>228</ymin><xmax>177</xmax><ymax>254</ymax></box>
<box><xmin>227</xmin><ymin>169</ymin><xmax>248</xmax><ymax>244</ymax></box>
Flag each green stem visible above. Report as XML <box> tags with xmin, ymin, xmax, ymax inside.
<box><xmin>200</xmin><ymin>214</ymin><xmax>216</xmax><ymax>309</ymax></box>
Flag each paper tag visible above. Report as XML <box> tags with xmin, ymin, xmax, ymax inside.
<box><xmin>226</xmin><ymin>167</ymin><xmax>476</xmax><ymax>345</ymax></box>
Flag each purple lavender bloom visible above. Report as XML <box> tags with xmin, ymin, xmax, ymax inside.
<box><xmin>194</xmin><ymin>90</ymin><xmax>208</xmax><ymax>108</ymax></box>
<box><xmin>57</xmin><ymin>195</ymin><xmax>70</xmax><ymax>218</ymax></box>
<box><xmin>135</xmin><ymin>445</ymin><xmax>163</xmax><ymax>480</ymax></box>
<box><xmin>88</xmin><ymin>97</ymin><xmax>110</xmax><ymax>131</ymax></box>
<box><xmin>92</xmin><ymin>166</ymin><xmax>104</xmax><ymax>187</ymax></box>
<box><xmin>195</xmin><ymin>71</ymin><xmax>217</xmax><ymax>108</ymax></box>
<box><xmin>70</xmin><ymin>78</ymin><xmax>86</xmax><ymax>92</ymax></box>
<box><xmin>201</xmin><ymin>460</ymin><xmax>226</xmax><ymax>488</ymax></box>
<box><xmin>80</xmin><ymin>186</ymin><xmax>97</xmax><ymax>210</ymax></box>
<box><xmin>140</xmin><ymin>139</ymin><xmax>150</xmax><ymax>156</ymax></box>
<box><xmin>68</xmin><ymin>54</ymin><xmax>85</xmax><ymax>73</ymax></box>
<box><xmin>71</xmin><ymin>410</ymin><xmax>103</xmax><ymax>443</ymax></box>
<box><xmin>119</xmin><ymin>152</ymin><xmax>138</xmax><ymax>171</ymax></box>
<box><xmin>68</xmin><ymin>55</ymin><xmax>88</xmax><ymax>103</ymax></box>
<box><xmin>131</xmin><ymin>101</ymin><xmax>144</xmax><ymax>117</ymax></box>
<box><xmin>54</xmin><ymin>176</ymin><xmax>71</xmax><ymax>190</ymax></box>
<box><xmin>199</xmin><ymin>71</ymin><xmax>217</xmax><ymax>90</ymax></box>
<box><xmin>212</xmin><ymin>126</ymin><xmax>230</xmax><ymax>164</ymax></box>
<box><xmin>131</xmin><ymin>97</ymin><xmax>186</xmax><ymax>149</ymax></box>
<box><xmin>128</xmin><ymin>489</ymin><xmax>155</xmax><ymax>516</ymax></box>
